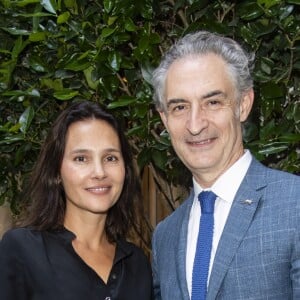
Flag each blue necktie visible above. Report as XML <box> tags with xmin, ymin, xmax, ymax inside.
<box><xmin>191</xmin><ymin>191</ymin><xmax>217</xmax><ymax>300</ymax></box>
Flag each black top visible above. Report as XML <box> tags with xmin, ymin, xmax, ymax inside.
<box><xmin>0</xmin><ymin>227</ymin><xmax>153</xmax><ymax>300</ymax></box>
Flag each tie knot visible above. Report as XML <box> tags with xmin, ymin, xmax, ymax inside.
<box><xmin>198</xmin><ymin>191</ymin><xmax>216</xmax><ymax>214</ymax></box>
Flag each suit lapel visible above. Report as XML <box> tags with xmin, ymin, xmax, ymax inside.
<box><xmin>176</xmin><ymin>193</ymin><xmax>194</xmax><ymax>299</ymax></box>
<box><xmin>207</xmin><ymin>159</ymin><xmax>267</xmax><ymax>299</ymax></box>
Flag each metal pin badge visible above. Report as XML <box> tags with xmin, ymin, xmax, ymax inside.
<box><xmin>243</xmin><ymin>199</ymin><xmax>253</xmax><ymax>205</ymax></box>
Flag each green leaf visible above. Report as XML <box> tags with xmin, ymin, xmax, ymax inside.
<box><xmin>17</xmin><ymin>12</ymin><xmax>54</xmax><ymax>17</ymax></box>
<box><xmin>137</xmin><ymin>148</ymin><xmax>151</xmax><ymax>169</ymax></box>
<box><xmin>287</xmin><ymin>0</ymin><xmax>300</xmax><ymax>4</ymax></box>
<box><xmin>29</xmin><ymin>31</ymin><xmax>47</xmax><ymax>41</ymax></box>
<box><xmin>41</xmin><ymin>78</ymin><xmax>63</xmax><ymax>90</ymax></box>
<box><xmin>108</xmin><ymin>52</ymin><xmax>121</xmax><ymax>71</ymax></box>
<box><xmin>8</xmin><ymin>123</ymin><xmax>22</xmax><ymax>133</ymax></box>
<box><xmin>260</xmin><ymin>119</ymin><xmax>276</xmax><ymax>139</ymax></box>
<box><xmin>258</xmin><ymin>143</ymin><xmax>289</xmax><ymax>155</ymax></box>
<box><xmin>237</xmin><ymin>2</ymin><xmax>264</xmax><ymax>20</ymax></box>
<box><xmin>83</xmin><ymin>66</ymin><xmax>99</xmax><ymax>90</ymax></box>
<box><xmin>57</xmin><ymin>12</ymin><xmax>71</xmax><ymax>24</ymax></box>
<box><xmin>2</xmin><ymin>89</ymin><xmax>40</xmax><ymax>97</ymax></box>
<box><xmin>64</xmin><ymin>0</ymin><xmax>78</xmax><ymax>13</ymax></box>
<box><xmin>243</xmin><ymin>122</ymin><xmax>259</xmax><ymax>143</ymax></box>
<box><xmin>259</xmin><ymin>57</ymin><xmax>275</xmax><ymax>75</ymax></box>
<box><xmin>19</xmin><ymin>106</ymin><xmax>35</xmax><ymax>134</ymax></box>
<box><xmin>152</xmin><ymin>149</ymin><xmax>168</xmax><ymax>171</ymax></box>
<box><xmin>0</xmin><ymin>135</ymin><xmax>24</xmax><ymax>145</ymax></box>
<box><xmin>278</xmin><ymin>134</ymin><xmax>300</xmax><ymax>142</ymax></box>
<box><xmin>101</xmin><ymin>28</ymin><xmax>116</xmax><ymax>38</ymax></box>
<box><xmin>107</xmin><ymin>96</ymin><xmax>137</xmax><ymax>109</ymax></box>
<box><xmin>16</xmin><ymin>0</ymin><xmax>40</xmax><ymax>7</ymax></box>
<box><xmin>149</xmin><ymin>33</ymin><xmax>161</xmax><ymax>44</ymax></box>
<box><xmin>127</xmin><ymin>125</ymin><xmax>144</xmax><ymax>137</ymax></box>
<box><xmin>138</xmin><ymin>35</ymin><xmax>149</xmax><ymax>54</ymax></box>
<box><xmin>1</xmin><ymin>27</ymin><xmax>30</xmax><ymax>35</ymax></box>
<box><xmin>108</xmin><ymin>16</ymin><xmax>118</xmax><ymax>25</ymax></box>
<box><xmin>64</xmin><ymin>59</ymin><xmax>91</xmax><ymax>71</ymax></box>
<box><xmin>104</xmin><ymin>0</ymin><xmax>114</xmax><ymax>13</ymax></box>
<box><xmin>260</xmin><ymin>82</ymin><xmax>284</xmax><ymax>98</ymax></box>
<box><xmin>257</xmin><ymin>0</ymin><xmax>282</xmax><ymax>9</ymax></box>
<box><xmin>41</xmin><ymin>0</ymin><xmax>57</xmax><ymax>14</ymax></box>
<box><xmin>53</xmin><ymin>89</ymin><xmax>79</xmax><ymax>100</ymax></box>
<box><xmin>141</xmin><ymin>61</ymin><xmax>154</xmax><ymax>85</ymax></box>
<box><xmin>28</xmin><ymin>56</ymin><xmax>48</xmax><ymax>72</ymax></box>
<box><xmin>125</xmin><ymin>18</ymin><xmax>136</xmax><ymax>31</ymax></box>
<box><xmin>10</xmin><ymin>36</ymin><xmax>29</xmax><ymax>60</ymax></box>
<box><xmin>14</xmin><ymin>143</ymin><xmax>32</xmax><ymax>166</ymax></box>
<box><xmin>239</xmin><ymin>26</ymin><xmax>257</xmax><ymax>46</ymax></box>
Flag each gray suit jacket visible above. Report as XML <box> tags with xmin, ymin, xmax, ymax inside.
<box><xmin>152</xmin><ymin>157</ymin><xmax>300</xmax><ymax>299</ymax></box>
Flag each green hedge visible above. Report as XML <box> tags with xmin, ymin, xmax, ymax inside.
<box><xmin>0</xmin><ymin>0</ymin><xmax>299</xmax><ymax>212</ymax></box>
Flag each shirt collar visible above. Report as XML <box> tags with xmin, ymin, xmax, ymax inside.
<box><xmin>193</xmin><ymin>150</ymin><xmax>252</xmax><ymax>202</ymax></box>
<box><xmin>49</xmin><ymin>227</ymin><xmax>134</xmax><ymax>262</ymax></box>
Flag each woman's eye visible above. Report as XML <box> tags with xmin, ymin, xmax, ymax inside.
<box><xmin>106</xmin><ymin>155</ymin><xmax>118</xmax><ymax>162</ymax></box>
<box><xmin>74</xmin><ymin>156</ymin><xmax>86</xmax><ymax>162</ymax></box>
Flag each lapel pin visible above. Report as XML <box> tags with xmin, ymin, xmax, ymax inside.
<box><xmin>243</xmin><ymin>199</ymin><xmax>253</xmax><ymax>205</ymax></box>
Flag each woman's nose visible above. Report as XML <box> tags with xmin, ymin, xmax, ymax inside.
<box><xmin>91</xmin><ymin>161</ymin><xmax>106</xmax><ymax>179</ymax></box>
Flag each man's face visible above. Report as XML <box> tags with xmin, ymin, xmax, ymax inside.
<box><xmin>159</xmin><ymin>53</ymin><xmax>253</xmax><ymax>187</ymax></box>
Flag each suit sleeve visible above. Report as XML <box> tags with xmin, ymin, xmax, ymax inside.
<box><xmin>152</xmin><ymin>228</ymin><xmax>162</xmax><ymax>300</ymax></box>
<box><xmin>291</xmin><ymin>206</ymin><xmax>300</xmax><ymax>299</ymax></box>
<box><xmin>0</xmin><ymin>230</ymin><xmax>29</xmax><ymax>300</ymax></box>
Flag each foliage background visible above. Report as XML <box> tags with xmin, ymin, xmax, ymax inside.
<box><xmin>0</xmin><ymin>0</ymin><xmax>299</xmax><ymax>216</ymax></box>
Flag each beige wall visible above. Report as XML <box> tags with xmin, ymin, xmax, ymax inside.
<box><xmin>0</xmin><ymin>204</ymin><xmax>13</xmax><ymax>239</ymax></box>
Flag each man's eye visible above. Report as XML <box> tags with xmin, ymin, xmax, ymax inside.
<box><xmin>173</xmin><ymin>105</ymin><xmax>186</xmax><ymax>111</ymax></box>
<box><xmin>204</xmin><ymin>99</ymin><xmax>227</xmax><ymax>111</ymax></box>
<box><xmin>207</xmin><ymin>99</ymin><xmax>222</xmax><ymax>106</ymax></box>
<box><xmin>169</xmin><ymin>104</ymin><xmax>188</xmax><ymax>113</ymax></box>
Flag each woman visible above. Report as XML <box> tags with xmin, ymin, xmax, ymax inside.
<box><xmin>0</xmin><ymin>101</ymin><xmax>153</xmax><ymax>299</ymax></box>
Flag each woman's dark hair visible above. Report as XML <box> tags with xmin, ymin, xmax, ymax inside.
<box><xmin>21</xmin><ymin>101</ymin><xmax>145</xmax><ymax>242</ymax></box>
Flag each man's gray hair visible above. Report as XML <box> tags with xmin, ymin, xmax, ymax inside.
<box><xmin>152</xmin><ymin>31</ymin><xmax>255</xmax><ymax>111</ymax></box>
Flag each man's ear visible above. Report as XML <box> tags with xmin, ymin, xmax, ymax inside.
<box><xmin>159</xmin><ymin>110</ymin><xmax>169</xmax><ymax>131</ymax></box>
<box><xmin>240</xmin><ymin>89</ymin><xmax>254</xmax><ymax>122</ymax></box>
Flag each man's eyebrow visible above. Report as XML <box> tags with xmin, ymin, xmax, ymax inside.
<box><xmin>166</xmin><ymin>98</ymin><xmax>188</xmax><ymax>108</ymax></box>
<box><xmin>165</xmin><ymin>90</ymin><xmax>228</xmax><ymax>109</ymax></box>
<box><xmin>202</xmin><ymin>90</ymin><xmax>227</xmax><ymax>99</ymax></box>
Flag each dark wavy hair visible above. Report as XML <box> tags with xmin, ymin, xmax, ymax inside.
<box><xmin>21</xmin><ymin>101</ymin><xmax>145</xmax><ymax>243</ymax></box>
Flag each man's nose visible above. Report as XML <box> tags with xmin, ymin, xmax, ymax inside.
<box><xmin>186</xmin><ymin>105</ymin><xmax>209</xmax><ymax>135</ymax></box>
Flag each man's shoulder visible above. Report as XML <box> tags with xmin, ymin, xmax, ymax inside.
<box><xmin>246</xmin><ymin>158</ymin><xmax>299</xmax><ymax>198</ymax></box>
<box><xmin>248</xmin><ymin>157</ymin><xmax>299</xmax><ymax>182</ymax></box>
<box><xmin>154</xmin><ymin>193</ymin><xmax>193</xmax><ymax>234</ymax></box>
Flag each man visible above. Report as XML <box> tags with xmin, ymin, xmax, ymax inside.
<box><xmin>151</xmin><ymin>31</ymin><xmax>300</xmax><ymax>300</ymax></box>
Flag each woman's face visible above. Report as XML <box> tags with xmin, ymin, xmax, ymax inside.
<box><xmin>60</xmin><ymin>119</ymin><xmax>125</xmax><ymax>218</ymax></box>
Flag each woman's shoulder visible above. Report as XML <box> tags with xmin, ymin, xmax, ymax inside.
<box><xmin>1</xmin><ymin>227</ymin><xmax>41</xmax><ymax>248</ymax></box>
